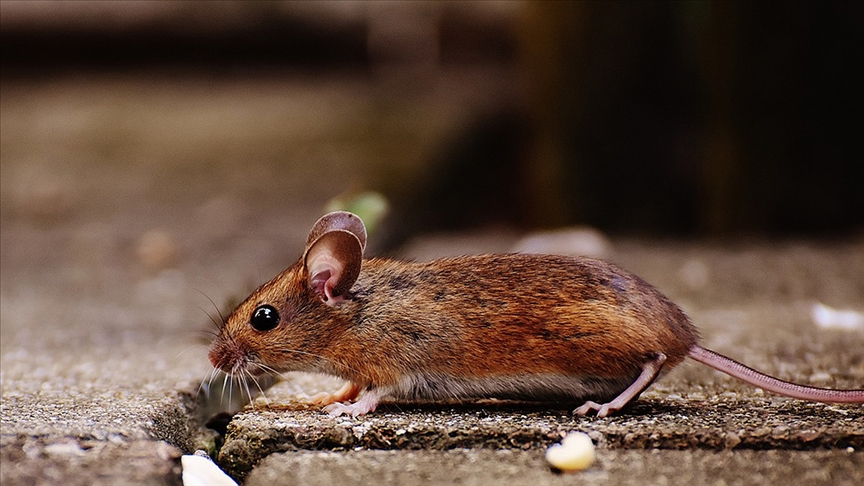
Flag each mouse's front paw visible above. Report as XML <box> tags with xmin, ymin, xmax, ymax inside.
<box><xmin>307</xmin><ymin>382</ymin><xmax>362</xmax><ymax>406</ymax></box>
<box><xmin>324</xmin><ymin>401</ymin><xmax>373</xmax><ymax>417</ymax></box>
<box><xmin>308</xmin><ymin>392</ymin><xmax>342</xmax><ymax>406</ymax></box>
<box><xmin>323</xmin><ymin>391</ymin><xmax>380</xmax><ymax>417</ymax></box>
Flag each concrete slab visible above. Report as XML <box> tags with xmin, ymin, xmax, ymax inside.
<box><xmin>0</xmin><ymin>290</ymin><xmax>213</xmax><ymax>484</ymax></box>
<box><xmin>245</xmin><ymin>449</ymin><xmax>864</xmax><ymax>486</ymax></box>
<box><xmin>1</xmin><ymin>436</ymin><xmax>183</xmax><ymax>486</ymax></box>
<box><xmin>219</xmin><ymin>398</ymin><xmax>863</xmax><ymax>481</ymax></box>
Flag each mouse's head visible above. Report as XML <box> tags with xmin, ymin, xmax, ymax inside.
<box><xmin>208</xmin><ymin>211</ymin><xmax>367</xmax><ymax>377</ymax></box>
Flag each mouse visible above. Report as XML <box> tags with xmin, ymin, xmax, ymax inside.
<box><xmin>208</xmin><ymin>211</ymin><xmax>864</xmax><ymax>417</ymax></box>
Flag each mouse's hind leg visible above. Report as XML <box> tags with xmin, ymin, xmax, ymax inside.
<box><xmin>574</xmin><ymin>353</ymin><xmax>666</xmax><ymax>418</ymax></box>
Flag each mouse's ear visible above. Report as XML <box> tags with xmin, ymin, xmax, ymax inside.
<box><xmin>306</xmin><ymin>211</ymin><xmax>367</xmax><ymax>253</ymax></box>
<box><xmin>303</xmin><ymin>213</ymin><xmax>366</xmax><ymax>305</ymax></box>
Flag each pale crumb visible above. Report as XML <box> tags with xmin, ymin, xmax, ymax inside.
<box><xmin>545</xmin><ymin>431</ymin><xmax>596</xmax><ymax>472</ymax></box>
<box><xmin>182</xmin><ymin>454</ymin><xmax>238</xmax><ymax>486</ymax></box>
<box><xmin>808</xmin><ymin>372</ymin><xmax>832</xmax><ymax>383</ymax></box>
<box><xmin>513</xmin><ymin>227</ymin><xmax>611</xmax><ymax>259</ymax></box>
<box><xmin>678</xmin><ymin>259</ymin><xmax>710</xmax><ymax>290</ymax></box>
<box><xmin>811</xmin><ymin>302</ymin><xmax>864</xmax><ymax>331</ymax></box>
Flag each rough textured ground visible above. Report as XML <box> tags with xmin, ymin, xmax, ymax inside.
<box><xmin>2</xmin><ymin>74</ymin><xmax>863</xmax><ymax>485</ymax></box>
<box><xmin>220</xmin><ymin>400</ymin><xmax>863</xmax><ymax>481</ymax></box>
<box><xmin>245</xmin><ymin>449</ymin><xmax>864</xmax><ymax>486</ymax></box>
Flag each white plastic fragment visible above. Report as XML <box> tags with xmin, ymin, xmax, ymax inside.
<box><xmin>811</xmin><ymin>302</ymin><xmax>864</xmax><ymax>331</ymax></box>
<box><xmin>545</xmin><ymin>431</ymin><xmax>596</xmax><ymax>472</ymax></box>
<box><xmin>182</xmin><ymin>453</ymin><xmax>239</xmax><ymax>486</ymax></box>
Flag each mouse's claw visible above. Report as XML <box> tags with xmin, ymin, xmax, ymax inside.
<box><xmin>324</xmin><ymin>402</ymin><xmax>367</xmax><ymax>417</ymax></box>
<box><xmin>574</xmin><ymin>401</ymin><xmax>614</xmax><ymax>418</ymax></box>
<box><xmin>573</xmin><ymin>400</ymin><xmax>609</xmax><ymax>417</ymax></box>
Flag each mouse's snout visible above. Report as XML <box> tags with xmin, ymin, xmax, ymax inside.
<box><xmin>207</xmin><ymin>345</ymin><xmax>223</xmax><ymax>369</ymax></box>
<box><xmin>208</xmin><ymin>336</ymin><xmax>247</xmax><ymax>373</ymax></box>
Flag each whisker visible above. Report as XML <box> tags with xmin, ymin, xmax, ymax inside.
<box><xmin>191</xmin><ymin>329</ymin><xmax>220</xmax><ymax>338</ymax></box>
<box><xmin>208</xmin><ymin>366</ymin><xmax>220</xmax><ymax>390</ymax></box>
<box><xmin>195</xmin><ymin>304</ymin><xmax>222</xmax><ymax>331</ymax></box>
<box><xmin>222</xmin><ymin>367</ymin><xmax>231</xmax><ymax>408</ymax></box>
<box><xmin>198</xmin><ymin>368</ymin><xmax>214</xmax><ymax>398</ymax></box>
<box><xmin>209</xmin><ymin>367</ymin><xmax>222</xmax><ymax>393</ymax></box>
<box><xmin>248</xmin><ymin>364</ymin><xmax>275</xmax><ymax>405</ymax></box>
<box><xmin>253</xmin><ymin>362</ymin><xmax>290</xmax><ymax>381</ymax></box>
<box><xmin>246</xmin><ymin>372</ymin><xmax>255</xmax><ymax>406</ymax></box>
<box><xmin>238</xmin><ymin>372</ymin><xmax>249</xmax><ymax>408</ymax></box>
<box><xmin>194</xmin><ymin>288</ymin><xmax>228</xmax><ymax>329</ymax></box>
<box><xmin>173</xmin><ymin>344</ymin><xmax>206</xmax><ymax>362</ymax></box>
<box><xmin>200</xmin><ymin>367</ymin><xmax>221</xmax><ymax>402</ymax></box>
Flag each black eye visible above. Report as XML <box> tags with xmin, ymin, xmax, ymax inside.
<box><xmin>250</xmin><ymin>305</ymin><xmax>279</xmax><ymax>331</ymax></box>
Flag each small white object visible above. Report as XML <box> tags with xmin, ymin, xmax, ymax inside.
<box><xmin>678</xmin><ymin>259</ymin><xmax>710</xmax><ymax>290</ymax></box>
<box><xmin>513</xmin><ymin>227</ymin><xmax>611</xmax><ymax>258</ymax></box>
<box><xmin>811</xmin><ymin>302</ymin><xmax>864</xmax><ymax>331</ymax></box>
<box><xmin>182</xmin><ymin>454</ymin><xmax>239</xmax><ymax>486</ymax></box>
<box><xmin>545</xmin><ymin>431</ymin><xmax>596</xmax><ymax>472</ymax></box>
<box><xmin>43</xmin><ymin>441</ymin><xmax>85</xmax><ymax>457</ymax></box>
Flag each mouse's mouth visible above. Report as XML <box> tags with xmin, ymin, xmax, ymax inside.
<box><xmin>210</xmin><ymin>360</ymin><xmax>268</xmax><ymax>382</ymax></box>
<box><xmin>208</xmin><ymin>338</ymin><xmax>285</xmax><ymax>380</ymax></box>
<box><xmin>218</xmin><ymin>357</ymin><xmax>267</xmax><ymax>378</ymax></box>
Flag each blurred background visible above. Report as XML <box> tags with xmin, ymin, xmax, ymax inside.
<box><xmin>3</xmin><ymin>0</ymin><xmax>862</xmax><ymax>243</ymax></box>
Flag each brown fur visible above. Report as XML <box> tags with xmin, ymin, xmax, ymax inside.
<box><xmin>210</xmin><ymin>212</ymin><xmax>862</xmax><ymax>414</ymax></box>
<box><xmin>210</xmin><ymin>253</ymin><xmax>699</xmax><ymax>393</ymax></box>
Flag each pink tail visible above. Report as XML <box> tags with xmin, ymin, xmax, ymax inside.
<box><xmin>688</xmin><ymin>345</ymin><xmax>864</xmax><ymax>404</ymax></box>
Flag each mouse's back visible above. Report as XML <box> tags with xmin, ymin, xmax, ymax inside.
<box><xmin>333</xmin><ymin>254</ymin><xmax>699</xmax><ymax>383</ymax></box>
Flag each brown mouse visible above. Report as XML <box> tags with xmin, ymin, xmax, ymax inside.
<box><xmin>208</xmin><ymin>211</ymin><xmax>864</xmax><ymax>417</ymax></box>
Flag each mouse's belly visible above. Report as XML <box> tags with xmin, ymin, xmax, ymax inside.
<box><xmin>381</xmin><ymin>372</ymin><xmax>637</xmax><ymax>403</ymax></box>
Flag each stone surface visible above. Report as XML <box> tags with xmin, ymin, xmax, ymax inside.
<box><xmin>245</xmin><ymin>449</ymin><xmax>864</xmax><ymax>486</ymax></box>
<box><xmin>219</xmin><ymin>398</ymin><xmax>863</xmax><ymax>481</ymax></box>
<box><xmin>1</xmin><ymin>436</ymin><xmax>183</xmax><ymax>486</ymax></box>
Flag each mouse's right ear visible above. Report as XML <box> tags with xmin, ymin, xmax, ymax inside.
<box><xmin>303</xmin><ymin>212</ymin><xmax>366</xmax><ymax>305</ymax></box>
<box><xmin>306</xmin><ymin>211</ymin><xmax>367</xmax><ymax>252</ymax></box>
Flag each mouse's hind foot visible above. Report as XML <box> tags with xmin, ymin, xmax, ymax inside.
<box><xmin>573</xmin><ymin>353</ymin><xmax>666</xmax><ymax>418</ymax></box>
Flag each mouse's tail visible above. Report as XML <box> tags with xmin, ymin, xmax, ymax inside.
<box><xmin>688</xmin><ymin>345</ymin><xmax>864</xmax><ymax>404</ymax></box>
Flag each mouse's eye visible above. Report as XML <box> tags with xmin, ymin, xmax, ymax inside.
<box><xmin>250</xmin><ymin>305</ymin><xmax>279</xmax><ymax>331</ymax></box>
